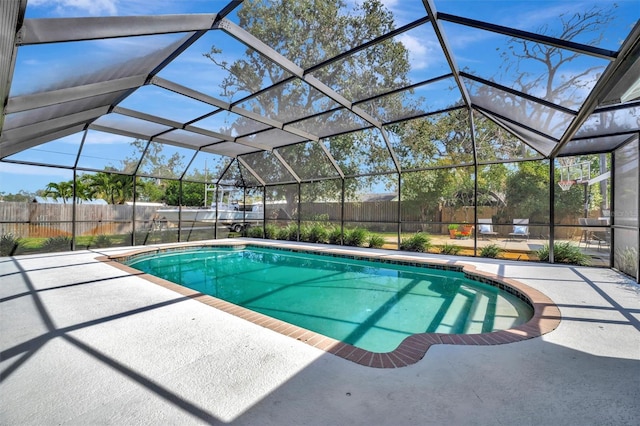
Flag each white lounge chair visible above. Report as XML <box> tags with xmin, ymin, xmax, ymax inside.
<box><xmin>508</xmin><ymin>219</ymin><xmax>529</xmax><ymax>241</ymax></box>
<box><xmin>478</xmin><ymin>218</ymin><xmax>498</xmax><ymax>239</ymax></box>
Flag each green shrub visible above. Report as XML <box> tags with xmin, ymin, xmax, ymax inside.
<box><xmin>328</xmin><ymin>227</ymin><xmax>342</xmax><ymax>245</ymax></box>
<box><xmin>480</xmin><ymin>244</ymin><xmax>503</xmax><ymax>258</ymax></box>
<box><xmin>367</xmin><ymin>234</ymin><xmax>385</xmax><ymax>249</ymax></box>
<box><xmin>536</xmin><ymin>242</ymin><xmax>591</xmax><ymax>266</ymax></box>
<box><xmin>277</xmin><ymin>224</ymin><xmax>298</xmax><ymax>241</ymax></box>
<box><xmin>1</xmin><ymin>234</ymin><xmax>24</xmax><ymax>256</ymax></box>
<box><xmin>343</xmin><ymin>227</ymin><xmax>368</xmax><ymax>247</ymax></box>
<box><xmin>307</xmin><ymin>223</ymin><xmax>329</xmax><ymax>243</ymax></box>
<box><xmin>440</xmin><ymin>243</ymin><xmax>461</xmax><ymax>255</ymax></box>
<box><xmin>276</xmin><ymin>226</ymin><xmax>288</xmax><ymax>240</ymax></box>
<box><xmin>42</xmin><ymin>236</ymin><xmax>73</xmax><ymax>252</ymax></box>
<box><xmin>400</xmin><ymin>233</ymin><xmax>432</xmax><ymax>252</ymax></box>
<box><xmin>299</xmin><ymin>224</ymin><xmax>311</xmax><ymax>242</ymax></box>
<box><xmin>264</xmin><ymin>224</ymin><xmax>278</xmax><ymax>239</ymax></box>
<box><xmin>245</xmin><ymin>226</ymin><xmax>264</xmax><ymax>238</ymax></box>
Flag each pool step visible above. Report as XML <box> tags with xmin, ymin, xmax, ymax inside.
<box><xmin>435</xmin><ymin>289</ymin><xmax>475</xmax><ymax>333</ymax></box>
<box><xmin>463</xmin><ymin>292</ymin><xmax>490</xmax><ymax>334</ymax></box>
<box><xmin>434</xmin><ymin>287</ymin><xmax>491</xmax><ymax>334</ymax></box>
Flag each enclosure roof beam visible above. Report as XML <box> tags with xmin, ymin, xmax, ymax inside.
<box><xmin>438</xmin><ymin>13</ymin><xmax>618</xmax><ymax>60</ymax></box>
<box><xmin>17</xmin><ymin>14</ymin><xmax>218</xmax><ymax>45</ymax></box>
<box><xmin>1</xmin><ymin>0</ymin><xmax>27</xmax><ymax>126</ymax></box>
<box><xmin>237</xmin><ymin>157</ymin><xmax>266</xmax><ymax>187</ymax></box>
<box><xmin>592</xmin><ymin>99</ymin><xmax>640</xmax><ymax>114</ymax></box>
<box><xmin>216</xmin><ymin>18</ymin><xmax>383</xmax><ymax>129</ymax></box>
<box><xmin>113</xmin><ymin>106</ymin><xmax>185</xmax><ymax>130</ymax></box>
<box><xmin>183</xmin><ymin>125</ymin><xmax>231</xmax><ymax>142</ymax></box>
<box><xmin>229</xmin><ymin>106</ymin><xmax>283</xmax><ymax>130</ymax></box>
<box><xmin>1</xmin><ymin>106</ymin><xmax>108</xmax><ymax>152</ymax></box>
<box><xmin>196</xmin><ymin>141</ymin><xmax>239</xmax><ymax>158</ymax></box>
<box><xmin>152</xmin><ymin>77</ymin><xmax>231</xmax><ymax>110</ymax></box>
<box><xmin>352</xmin><ymin>73</ymin><xmax>454</xmax><ymax>109</ymax></box>
<box><xmin>88</xmin><ymin>123</ymin><xmax>154</xmax><ymax>141</ymax></box>
<box><xmin>149</xmin><ymin>137</ymin><xmax>208</xmax><ymax>153</ymax></box>
<box><xmin>214</xmin><ymin>158</ymin><xmax>235</xmax><ymax>186</ymax></box>
<box><xmin>551</xmin><ymin>21</ymin><xmax>640</xmax><ymax>158</ymax></box>
<box><xmin>281</xmin><ymin>125</ymin><xmax>319</xmax><ymax>143</ymax></box>
<box><xmin>472</xmin><ymin>106</ymin><xmax>561</xmax><ymax>144</ymax></box>
<box><xmin>473</xmin><ymin>105</ymin><xmax>554</xmax><ymax>157</ymax></box>
<box><xmin>0</xmin><ymin>124</ymin><xmax>85</xmax><ymax>160</ymax></box>
<box><xmin>304</xmin><ymin>16</ymin><xmax>430</xmax><ymax>75</ymax></box>
<box><xmin>317</xmin><ymin>141</ymin><xmax>345</xmax><ymax>179</ymax></box>
<box><xmin>6</xmin><ymin>75</ymin><xmax>148</xmax><ymax>114</ymax></box>
<box><xmin>272</xmin><ymin>150</ymin><xmax>301</xmax><ymax>184</ymax></box>
<box><xmin>421</xmin><ymin>0</ymin><xmax>471</xmax><ymax>108</ymax></box>
<box><xmin>177</xmin><ymin>149</ymin><xmax>200</xmax><ymax>181</ymax></box>
<box><xmin>460</xmin><ymin>72</ymin><xmax>579</xmax><ymax>116</ymax></box>
<box><xmin>152</xmin><ymin>75</ymin><xmax>321</xmax><ymax>145</ymax></box>
<box><xmin>379</xmin><ymin>127</ymin><xmax>402</xmax><ymax>174</ymax></box>
<box><xmin>215</xmin><ymin>1</ymin><xmax>243</xmax><ymax>23</ymax></box>
<box><xmin>232</xmin><ymin>139</ymin><xmax>275</xmax><ymax>152</ymax></box>
<box><xmin>382</xmin><ymin>105</ymin><xmax>466</xmax><ymax>127</ymax></box>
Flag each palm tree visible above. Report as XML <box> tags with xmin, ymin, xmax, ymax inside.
<box><xmin>43</xmin><ymin>181</ymin><xmax>74</xmax><ymax>203</ymax></box>
<box><xmin>82</xmin><ymin>171</ymin><xmax>135</xmax><ymax>204</ymax></box>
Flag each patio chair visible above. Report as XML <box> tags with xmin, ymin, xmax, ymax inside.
<box><xmin>578</xmin><ymin>217</ymin><xmax>590</xmax><ymax>246</ymax></box>
<box><xmin>478</xmin><ymin>218</ymin><xmax>498</xmax><ymax>239</ymax></box>
<box><xmin>580</xmin><ymin>217</ymin><xmax>610</xmax><ymax>249</ymax></box>
<box><xmin>508</xmin><ymin>219</ymin><xmax>529</xmax><ymax>241</ymax></box>
<box><xmin>589</xmin><ymin>218</ymin><xmax>611</xmax><ymax>250</ymax></box>
<box><xmin>592</xmin><ymin>229</ymin><xmax>611</xmax><ymax>251</ymax></box>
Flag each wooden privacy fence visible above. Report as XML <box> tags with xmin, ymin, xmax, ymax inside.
<box><xmin>3</xmin><ymin>201</ymin><xmax>411</xmax><ymax>238</ymax></box>
<box><xmin>2</xmin><ymin>201</ymin><xmax>524</xmax><ymax>238</ymax></box>
<box><xmin>0</xmin><ymin>202</ymin><xmax>160</xmax><ymax>238</ymax></box>
<box><xmin>299</xmin><ymin>202</ymin><xmax>497</xmax><ymax>224</ymax></box>
<box><xmin>300</xmin><ymin>201</ymin><xmax>402</xmax><ymax>222</ymax></box>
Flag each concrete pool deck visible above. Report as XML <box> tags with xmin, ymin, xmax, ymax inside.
<box><xmin>1</xmin><ymin>239</ymin><xmax>639</xmax><ymax>425</ymax></box>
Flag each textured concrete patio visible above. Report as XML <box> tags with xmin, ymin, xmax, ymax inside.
<box><xmin>1</xmin><ymin>239</ymin><xmax>638</xmax><ymax>425</ymax></box>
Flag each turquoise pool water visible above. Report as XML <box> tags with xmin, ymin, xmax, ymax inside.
<box><xmin>125</xmin><ymin>246</ymin><xmax>533</xmax><ymax>352</ymax></box>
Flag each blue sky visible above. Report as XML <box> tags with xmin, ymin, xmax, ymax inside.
<box><xmin>1</xmin><ymin>0</ymin><xmax>637</xmax><ymax>196</ymax></box>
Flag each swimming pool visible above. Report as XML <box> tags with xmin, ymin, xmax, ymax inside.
<box><xmin>120</xmin><ymin>244</ymin><xmax>534</xmax><ymax>353</ymax></box>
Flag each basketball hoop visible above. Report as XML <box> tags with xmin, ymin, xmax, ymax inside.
<box><xmin>558</xmin><ymin>180</ymin><xmax>574</xmax><ymax>191</ymax></box>
<box><xmin>558</xmin><ymin>161</ymin><xmax>590</xmax><ymax>192</ymax></box>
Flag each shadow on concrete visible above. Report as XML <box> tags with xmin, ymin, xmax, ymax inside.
<box><xmin>1</xmin><ymin>253</ymin><xmax>638</xmax><ymax>425</ymax></box>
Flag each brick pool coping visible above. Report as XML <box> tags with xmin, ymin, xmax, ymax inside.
<box><xmin>99</xmin><ymin>240</ymin><xmax>561</xmax><ymax>368</ymax></box>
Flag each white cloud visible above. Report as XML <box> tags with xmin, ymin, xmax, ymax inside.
<box><xmin>397</xmin><ymin>32</ymin><xmax>445</xmax><ymax>71</ymax></box>
<box><xmin>85</xmin><ymin>130</ymin><xmax>130</xmax><ymax>145</ymax></box>
<box><xmin>379</xmin><ymin>0</ymin><xmax>400</xmax><ymax>8</ymax></box>
<box><xmin>28</xmin><ymin>0</ymin><xmax>219</xmax><ymax>17</ymax></box>
<box><xmin>398</xmin><ymin>33</ymin><xmax>427</xmax><ymax>68</ymax></box>
<box><xmin>29</xmin><ymin>0</ymin><xmax>119</xmax><ymax>16</ymax></box>
<box><xmin>510</xmin><ymin>2</ymin><xmax>582</xmax><ymax>32</ymax></box>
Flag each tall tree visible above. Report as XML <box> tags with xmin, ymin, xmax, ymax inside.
<box><xmin>206</xmin><ymin>0</ymin><xmax>413</xmax><ymax>215</ymax></box>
